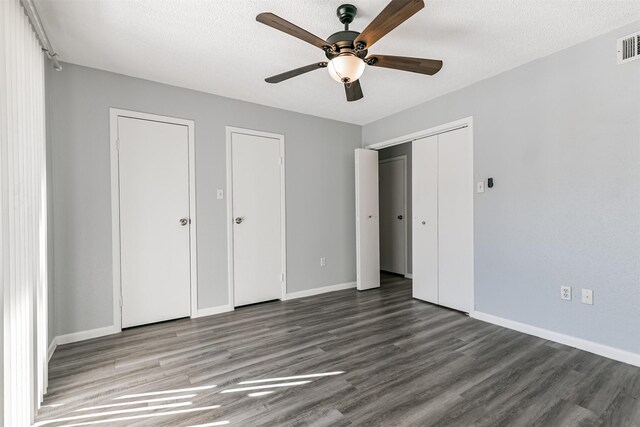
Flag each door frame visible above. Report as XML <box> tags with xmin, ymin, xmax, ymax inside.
<box><xmin>365</xmin><ymin>116</ymin><xmax>474</xmax><ymax>313</ymax></box>
<box><xmin>109</xmin><ymin>108</ymin><xmax>198</xmax><ymax>332</ymax></box>
<box><xmin>378</xmin><ymin>155</ymin><xmax>408</xmax><ymax>276</ymax></box>
<box><xmin>225</xmin><ymin>126</ymin><xmax>287</xmax><ymax>308</ymax></box>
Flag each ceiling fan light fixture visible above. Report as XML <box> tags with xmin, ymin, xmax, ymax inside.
<box><xmin>327</xmin><ymin>53</ymin><xmax>365</xmax><ymax>83</ymax></box>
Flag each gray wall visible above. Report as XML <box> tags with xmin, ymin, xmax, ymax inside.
<box><xmin>378</xmin><ymin>143</ymin><xmax>412</xmax><ymax>275</ymax></box>
<box><xmin>363</xmin><ymin>22</ymin><xmax>640</xmax><ymax>354</ymax></box>
<box><xmin>47</xmin><ymin>63</ymin><xmax>360</xmax><ymax>337</ymax></box>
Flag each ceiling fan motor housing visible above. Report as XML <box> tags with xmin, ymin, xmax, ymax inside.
<box><xmin>325</xmin><ymin>31</ymin><xmax>368</xmax><ymax>59</ymax></box>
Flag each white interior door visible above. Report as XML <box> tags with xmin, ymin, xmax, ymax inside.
<box><xmin>118</xmin><ymin>117</ymin><xmax>191</xmax><ymax>328</ymax></box>
<box><xmin>355</xmin><ymin>149</ymin><xmax>380</xmax><ymax>290</ymax></box>
<box><xmin>379</xmin><ymin>158</ymin><xmax>406</xmax><ymax>274</ymax></box>
<box><xmin>438</xmin><ymin>128</ymin><xmax>473</xmax><ymax>312</ymax></box>
<box><xmin>231</xmin><ymin>131</ymin><xmax>283</xmax><ymax>307</ymax></box>
<box><xmin>412</xmin><ymin>136</ymin><xmax>439</xmax><ymax>302</ymax></box>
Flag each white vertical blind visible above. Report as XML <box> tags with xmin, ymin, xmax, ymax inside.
<box><xmin>0</xmin><ymin>0</ymin><xmax>48</xmax><ymax>425</ymax></box>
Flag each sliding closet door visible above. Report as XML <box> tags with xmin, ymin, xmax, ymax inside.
<box><xmin>412</xmin><ymin>136</ymin><xmax>438</xmax><ymax>302</ymax></box>
<box><xmin>412</xmin><ymin>127</ymin><xmax>473</xmax><ymax>313</ymax></box>
<box><xmin>438</xmin><ymin>128</ymin><xmax>473</xmax><ymax>312</ymax></box>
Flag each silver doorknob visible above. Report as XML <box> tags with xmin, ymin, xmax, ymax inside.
<box><xmin>235</xmin><ymin>217</ymin><xmax>243</xmax><ymax>224</ymax></box>
<box><xmin>398</xmin><ymin>215</ymin><xmax>403</xmax><ymax>220</ymax></box>
<box><xmin>179</xmin><ymin>218</ymin><xmax>189</xmax><ymax>226</ymax></box>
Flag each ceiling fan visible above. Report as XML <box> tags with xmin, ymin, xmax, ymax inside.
<box><xmin>256</xmin><ymin>0</ymin><xmax>442</xmax><ymax>102</ymax></box>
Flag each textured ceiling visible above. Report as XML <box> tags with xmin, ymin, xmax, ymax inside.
<box><xmin>35</xmin><ymin>0</ymin><xmax>640</xmax><ymax>125</ymax></box>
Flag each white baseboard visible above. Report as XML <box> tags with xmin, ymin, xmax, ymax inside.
<box><xmin>55</xmin><ymin>325</ymin><xmax>120</xmax><ymax>346</ymax></box>
<box><xmin>47</xmin><ymin>339</ymin><xmax>57</xmax><ymax>362</ymax></box>
<box><xmin>195</xmin><ymin>304</ymin><xmax>233</xmax><ymax>318</ymax></box>
<box><xmin>404</xmin><ymin>274</ymin><xmax>413</xmax><ymax>279</ymax></box>
<box><xmin>286</xmin><ymin>281</ymin><xmax>357</xmax><ymax>300</ymax></box>
<box><xmin>471</xmin><ymin>311</ymin><xmax>640</xmax><ymax>367</ymax></box>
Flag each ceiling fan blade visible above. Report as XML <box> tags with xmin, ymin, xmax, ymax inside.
<box><xmin>257</xmin><ymin>13</ymin><xmax>331</xmax><ymax>50</ymax></box>
<box><xmin>265</xmin><ymin>62</ymin><xmax>328</xmax><ymax>83</ymax></box>
<box><xmin>345</xmin><ymin>80</ymin><xmax>364</xmax><ymax>102</ymax></box>
<box><xmin>354</xmin><ymin>0</ymin><xmax>424</xmax><ymax>50</ymax></box>
<box><xmin>366</xmin><ymin>55</ymin><xmax>442</xmax><ymax>75</ymax></box>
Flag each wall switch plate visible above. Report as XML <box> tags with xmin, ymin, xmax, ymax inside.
<box><xmin>216</xmin><ymin>189</ymin><xmax>223</xmax><ymax>200</ymax></box>
<box><xmin>477</xmin><ymin>182</ymin><xmax>485</xmax><ymax>193</ymax></box>
<box><xmin>320</xmin><ymin>257</ymin><xmax>326</xmax><ymax>267</ymax></box>
<box><xmin>581</xmin><ymin>289</ymin><xmax>593</xmax><ymax>305</ymax></box>
<box><xmin>560</xmin><ymin>285</ymin><xmax>571</xmax><ymax>300</ymax></box>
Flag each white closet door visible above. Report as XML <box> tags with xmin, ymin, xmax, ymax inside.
<box><xmin>379</xmin><ymin>158</ymin><xmax>406</xmax><ymax>274</ymax></box>
<box><xmin>118</xmin><ymin>117</ymin><xmax>192</xmax><ymax>328</ymax></box>
<box><xmin>412</xmin><ymin>136</ymin><xmax>438</xmax><ymax>302</ymax></box>
<box><xmin>355</xmin><ymin>149</ymin><xmax>380</xmax><ymax>290</ymax></box>
<box><xmin>231</xmin><ymin>132</ymin><xmax>283</xmax><ymax>307</ymax></box>
<box><xmin>438</xmin><ymin>128</ymin><xmax>473</xmax><ymax>312</ymax></box>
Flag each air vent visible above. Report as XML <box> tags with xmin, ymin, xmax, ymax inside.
<box><xmin>617</xmin><ymin>31</ymin><xmax>640</xmax><ymax>64</ymax></box>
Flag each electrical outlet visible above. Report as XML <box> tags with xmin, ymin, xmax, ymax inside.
<box><xmin>216</xmin><ymin>189</ymin><xmax>223</xmax><ymax>200</ymax></box>
<box><xmin>560</xmin><ymin>285</ymin><xmax>571</xmax><ymax>301</ymax></box>
<box><xmin>477</xmin><ymin>181</ymin><xmax>485</xmax><ymax>193</ymax></box>
<box><xmin>581</xmin><ymin>289</ymin><xmax>593</xmax><ymax>305</ymax></box>
<box><xmin>320</xmin><ymin>257</ymin><xmax>326</xmax><ymax>267</ymax></box>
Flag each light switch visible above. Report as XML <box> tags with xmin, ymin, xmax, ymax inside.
<box><xmin>217</xmin><ymin>189</ymin><xmax>223</xmax><ymax>200</ymax></box>
<box><xmin>477</xmin><ymin>182</ymin><xmax>485</xmax><ymax>193</ymax></box>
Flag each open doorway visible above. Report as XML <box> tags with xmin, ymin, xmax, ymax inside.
<box><xmin>378</xmin><ymin>144</ymin><xmax>411</xmax><ymax>282</ymax></box>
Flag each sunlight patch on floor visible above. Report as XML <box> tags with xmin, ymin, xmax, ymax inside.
<box><xmin>34</xmin><ymin>402</ymin><xmax>193</xmax><ymax>426</ymax></box>
<box><xmin>238</xmin><ymin>371</ymin><xmax>345</xmax><ymax>384</ymax></box>
<box><xmin>247</xmin><ymin>391</ymin><xmax>275</xmax><ymax>397</ymax></box>
<box><xmin>57</xmin><ymin>406</ymin><xmax>223</xmax><ymax>427</ymax></box>
<box><xmin>186</xmin><ymin>422</ymin><xmax>230</xmax><ymax>427</ymax></box>
<box><xmin>38</xmin><ymin>371</ymin><xmax>346</xmax><ymax>425</ymax></box>
<box><xmin>74</xmin><ymin>394</ymin><xmax>196</xmax><ymax>411</ymax></box>
<box><xmin>114</xmin><ymin>384</ymin><xmax>217</xmax><ymax>399</ymax></box>
<box><xmin>221</xmin><ymin>381</ymin><xmax>311</xmax><ymax>393</ymax></box>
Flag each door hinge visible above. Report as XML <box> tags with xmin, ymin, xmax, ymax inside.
<box><xmin>279</xmin><ymin>156</ymin><xmax>283</xmax><ymax>165</ymax></box>
<box><xmin>116</xmin><ymin>139</ymin><xmax>120</xmax><ymax>151</ymax></box>
<box><xmin>120</xmin><ymin>296</ymin><xmax>123</xmax><ymax>307</ymax></box>
<box><xmin>281</xmin><ymin>273</ymin><xmax>285</xmax><ymax>282</ymax></box>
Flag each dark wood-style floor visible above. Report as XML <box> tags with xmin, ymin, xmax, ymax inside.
<box><xmin>37</xmin><ymin>274</ymin><xmax>640</xmax><ymax>426</ymax></box>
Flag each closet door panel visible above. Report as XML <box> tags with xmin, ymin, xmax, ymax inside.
<box><xmin>438</xmin><ymin>128</ymin><xmax>473</xmax><ymax>312</ymax></box>
<box><xmin>412</xmin><ymin>136</ymin><xmax>439</xmax><ymax>303</ymax></box>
